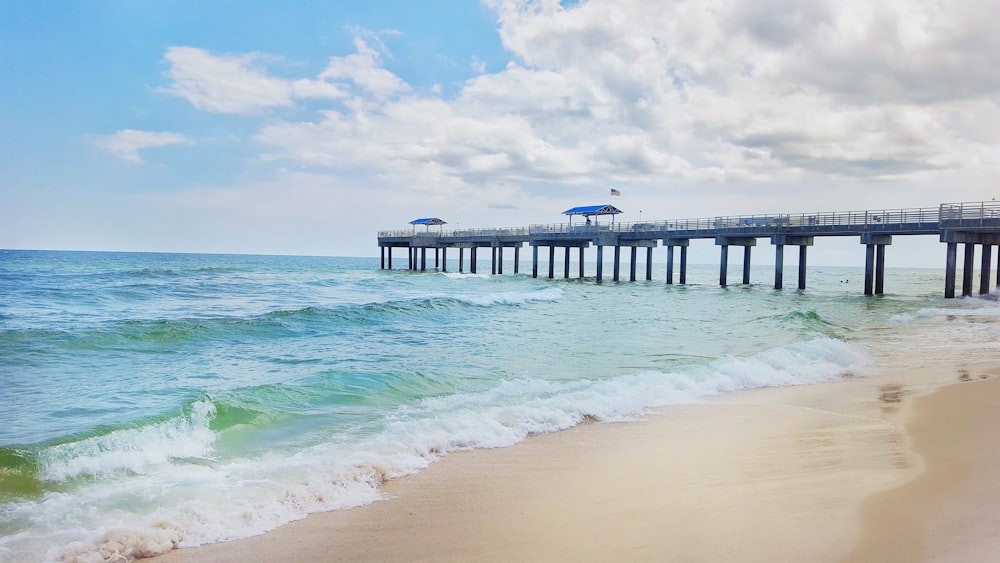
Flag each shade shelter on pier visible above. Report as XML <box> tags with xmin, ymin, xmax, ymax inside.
<box><xmin>410</xmin><ymin>217</ymin><xmax>447</xmax><ymax>233</ymax></box>
<box><xmin>562</xmin><ymin>205</ymin><xmax>623</xmax><ymax>226</ymax></box>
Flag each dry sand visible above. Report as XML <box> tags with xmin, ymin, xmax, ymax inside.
<box><xmin>151</xmin><ymin>362</ymin><xmax>1000</xmax><ymax>562</ymax></box>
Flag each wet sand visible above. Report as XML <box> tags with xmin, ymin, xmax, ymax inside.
<box><xmin>151</xmin><ymin>363</ymin><xmax>1000</xmax><ymax>562</ymax></box>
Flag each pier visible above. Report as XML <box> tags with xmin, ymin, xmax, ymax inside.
<box><xmin>377</xmin><ymin>201</ymin><xmax>1000</xmax><ymax>298</ymax></box>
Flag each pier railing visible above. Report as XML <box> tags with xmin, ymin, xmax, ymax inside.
<box><xmin>377</xmin><ymin>226</ymin><xmax>532</xmax><ymax>238</ymax></box>
<box><xmin>378</xmin><ymin>202</ymin><xmax>1000</xmax><ymax>240</ymax></box>
<box><xmin>940</xmin><ymin>201</ymin><xmax>1000</xmax><ymax>227</ymax></box>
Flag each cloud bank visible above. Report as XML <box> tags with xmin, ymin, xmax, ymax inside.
<box><xmin>154</xmin><ymin>0</ymin><xmax>1000</xmax><ymax>216</ymax></box>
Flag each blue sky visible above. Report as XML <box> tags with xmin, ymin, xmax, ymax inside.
<box><xmin>3</xmin><ymin>0</ymin><xmax>1000</xmax><ymax>267</ymax></box>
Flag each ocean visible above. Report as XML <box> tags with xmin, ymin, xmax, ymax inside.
<box><xmin>1</xmin><ymin>249</ymin><xmax>998</xmax><ymax>561</ymax></box>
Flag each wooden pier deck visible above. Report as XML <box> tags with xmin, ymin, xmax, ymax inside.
<box><xmin>378</xmin><ymin>201</ymin><xmax>1000</xmax><ymax>298</ymax></box>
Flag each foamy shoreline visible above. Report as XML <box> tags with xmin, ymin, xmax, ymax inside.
<box><xmin>149</xmin><ymin>359</ymin><xmax>1000</xmax><ymax>562</ymax></box>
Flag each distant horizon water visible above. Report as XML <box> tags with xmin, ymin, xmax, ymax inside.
<box><xmin>1</xmin><ymin>228</ymin><xmax>960</xmax><ymax>270</ymax></box>
<box><xmin>2</xmin><ymin>249</ymin><xmax>998</xmax><ymax>561</ymax></box>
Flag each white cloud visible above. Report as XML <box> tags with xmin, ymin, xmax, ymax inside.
<box><xmin>161</xmin><ymin>46</ymin><xmax>345</xmax><ymax>114</ymax></box>
<box><xmin>91</xmin><ymin>129</ymin><xmax>193</xmax><ymax>162</ymax></box>
<box><xmin>168</xmin><ymin>1</ymin><xmax>1000</xmax><ymax>218</ymax></box>
<box><xmin>318</xmin><ymin>37</ymin><xmax>410</xmax><ymax>99</ymax></box>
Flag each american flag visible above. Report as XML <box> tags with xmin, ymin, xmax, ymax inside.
<box><xmin>610</xmin><ymin>188</ymin><xmax>621</xmax><ymax>196</ymax></box>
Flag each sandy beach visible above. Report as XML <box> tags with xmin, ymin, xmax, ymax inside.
<box><xmin>151</xmin><ymin>361</ymin><xmax>1000</xmax><ymax>562</ymax></box>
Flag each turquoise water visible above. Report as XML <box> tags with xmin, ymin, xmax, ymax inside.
<box><xmin>1</xmin><ymin>249</ymin><xmax>997</xmax><ymax>561</ymax></box>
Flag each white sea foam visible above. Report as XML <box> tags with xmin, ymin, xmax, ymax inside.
<box><xmin>37</xmin><ymin>399</ymin><xmax>217</xmax><ymax>482</ymax></box>
<box><xmin>7</xmin><ymin>337</ymin><xmax>869</xmax><ymax>562</ymax></box>
<box><xmin>889</xmin><ymin>295</ymin><xmax>1000</xmax><ymax>324</ymax></box>
<box><xmin>441</xmin><ymin>272</ymin><xmax>492</xmax><ymax>280</ymax></box>
<box><xmin>458</xmin><ymin>286</ymin><xmax>564</xmax><ymax>307</ymax></box>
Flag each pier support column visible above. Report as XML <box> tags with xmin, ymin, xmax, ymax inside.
<box><xmin>679</xmin><ymin>246</ymin><xmax>687</xmax><ymax>284</ymax></box>
<box><xmin>981</xmin><ymin>243</ymin><xmax>992</xmax><ymax>295</ymax></box>
<box><xmin>532</xmin><ymin>245</ymin><xmax>538</xmax><ymax>278</ymax></box>
<box><xmin>939</xmin><ymin>230</ymin><xmax>1000</xmax><ymax>298</ymax></box>
<box><xmin>772</xmin><ymin>235</ymin><xmax>812</xmax><ymax>291</ymax></box>
<box><xmin>387</xmin><ymin>248</ymin><xmax>392</xmax><ymax>270</ymax></box>
<box><xmin>646</xmin><ymin>247</ymin><xmax>653</xmax><ymax>281</ymax></box>
<box><xmin>441</xmin><ymin>248</ymin><xmax>447</xmax><ymax>272</ymax></box>
<box><xmin>380</xmin><ymin>247</ymin><xmax>385</xmax><ymax>269</ymax></box>
<box><xmin>596</xmin><ymin>246</ymin><xmax>604</xmax><ymax>281</ymax></box>
<box><xmin>743</xmin><ymin>246</ymin><xmax>752</xmax><ymax>285</ymax></box>
<box><xmin>421</xmin><ymin>248</ymin><xmax>427</xmax><ymax>271</ymax></box>
<box><xmin>459</xmin><ymin>248</ymin><xmax>464</xmax><ymax>273</ymax></box>
<box><xmin>630</xmin><ymin>247</ymin><xmax>637</xmax><ymax>282</ymax></box>
<box><xmin>875</xmin><ymin>244</ymin><xmax>886</xmax><ymax>295</ymax></box>
<box><xmin>798</xmin><ymin>246</ymin><xmax>807</xmax><ymax>290</ymax></box>
<box><xmin>717</xmin><ymin>237</ymin><xmax>755</xmax><ymax>288</ymax></box>
<box><xmin>408</xmin><ymin>247</ymin><xmax>413</xmax><ymax>270</ymax></box>
<box><xmin>514</xmin><ymin>246</ymin><xmax>520</xmax><ymax>274</ymax></box>
<box><xmin>774</xmin><ymin>245</ymin><xmax>784</xmax><ymax>289</ymax></box>
<box><xmin>666</xmin><ymin>246</ymin><xmax>674</xmax><ymax>284</ymax></box>
<box><xmin>945</xmin><ymin>242</ymin><xmax>957</xmax><ymax>298</ymax></box>
<box><xmin>963</xmin><ymin>243</ymin><xmax>975</xmax><ymax>297</ymax></box>
<box><xmin>548</xmin><ymin>246</ymin><xmax>555</xmax><ymax>279</ymax></box>
<box><xmin>665</xmin><ymin>239</ymin><xmax>689</xmax><ymax>285</ymax></box>
<box><xmin>564</xmin><ymin>247</ymin><xmax>571</xmax><ymax>279</ymax></box>
<box><xmin>864</xmin><ymin>245</ymin><xmax>875</xmax><ymax>295</ymax></box>
<box><xmin>613</xmin><ymin>246</ymin><xmax>621</xmax><ymax>282</ymax></box>
<box><xmin>498</xmin><ymin>247</ymin><xmax>504</xmax><ymax>275</ymax></box>
<box><xmin>491</xmin><ymin>247</ymin><xmax>497</xmax><ymax>275</ymax></box>
<box><xmin>719</xmin><ymin>245</ymin><xmax>729</xmax><ymax>287</ymax></box>
<box><xmin>579</xmin><ymin>247</ymin><xmax>585</xmax><ymax>278</ymax></box>
<box><xmin>470</xmin><ymin>247</ymin><xmax>478</xmax><ymax>274</ymax></box>
<box><xmin>435</xmin><ymin>249</ymin><xmax>439</xmax><ymax>269</ymax></box>
<box><xmin>862</xmin><ymin>235</ymin><xmax>892</xmax><ymax>296</ymax></box>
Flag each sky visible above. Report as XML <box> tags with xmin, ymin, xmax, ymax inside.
<box><xmin>2</xmin><ymin>0</ymin><xmax>999</xmax><ymax>267</ymax></box>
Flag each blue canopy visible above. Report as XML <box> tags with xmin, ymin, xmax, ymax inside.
<box><xmin>409</xmin><ymin>217</ymin><xmax>447</xmax><ymax>225</ymax></box>
<box><xmin>563</xmin><ymin>205</ymin><xmax>622</xmax><ymax>216</ymax></box>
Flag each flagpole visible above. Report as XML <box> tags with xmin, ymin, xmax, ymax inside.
<box><xmin>609</xmin><ymin>187</ymin><xmax>620</xmax><ymax>225</ymax></box>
